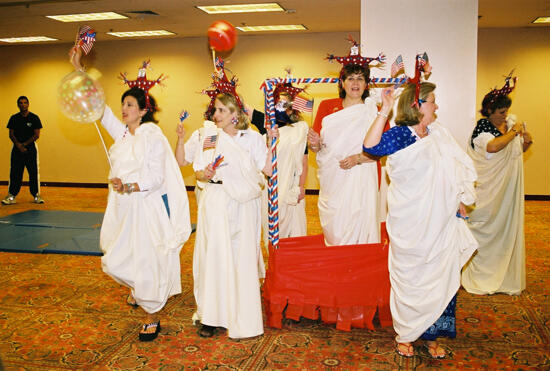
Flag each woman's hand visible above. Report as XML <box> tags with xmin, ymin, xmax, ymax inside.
<box><xmin>339</xmin><ymin>154</ymin><xmax>361</xmax><ymax>170</ymax></box>
<box><xmin>298</xmin><ymin>185</ymin><xmax>306</xmax><ymax>202</ymax></box>
<box><xmin>110</xmin><ymin>177</ymin><xmax>123</xmax><ymax>193</ymax></box>
<box><xmin>176</xmin><ymin>123</ymin><xmax>185</xmax><ymax>139</ymax></box>
<box><xmin>307</xmin><ymin>128</ymin><xmax>322</xmax><ymax>152</ymax></box>
<box><xmin>69</xmin><ymin>46</ymin><xmax>83</xmax><ymax>71</ymax></box>
<box><xmin>203</xmin><ymin>164</ymin><xmax>216</xmax><ymax>180</ymax></box>
<box><xmin>266</xmin><ymin>125</ymin><xmax>279</xmax><ymax>141</ymax></box>
<box><xmin>511</xmin><ymin>121</ymin><xmax>524</xmax><ymax>135</ymax></box>
<box><xmin>380</xmin><ymin>87</ymin><xmax>396</xmax><ymax>113</ymax></box>
<box><xmin>457</xmin><ymin>202</ymin><xmax>468</xmax><ymax>219</ymax></box>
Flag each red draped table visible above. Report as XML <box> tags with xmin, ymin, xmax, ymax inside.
<box><xmin>263</xmin><ymin>225</ymin><xmax>392</xmax><ymax>331</ymax></box>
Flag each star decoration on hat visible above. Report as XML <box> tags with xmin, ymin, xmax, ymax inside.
<box><xmin>326</xmin><ymin>35</ymin><xmax>386</xmax><ymax>69</ymax></box>
<box><xmin>273</xmin><ymin>68</ymin><xmax>306</xmax><ymax>102</ymax></box>
<box><xmin>483</xmin><ymin>69</ymin><xmax>517</xmax><ymax>106</ymax></box>
<box><xmin>202</xmin><ymin>57</ymin><xmax>243</xmax><ymax>118</ymax></box>
<box><xmin>119</xmin><ymin>60</ymin><xmax>166</xmax><ymax>108</ymax></box>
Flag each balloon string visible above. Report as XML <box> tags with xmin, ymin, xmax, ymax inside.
<box><xmin>211</xmin><ymin>48</ymin><xmax>217</xmax><ymax>73</ymax></box>
<box><xmin>93</xmin><ymin>121</ymin><xmax>113</xmax><ymax>171</ymax></box>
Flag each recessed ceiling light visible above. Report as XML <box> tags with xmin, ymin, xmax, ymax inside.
<box><xmin>236</xmin><ymin>24</ymin><xmax>307</xmax><ymax>32</ymax></box>
<box><xmin>107</xmin><ymin>30</ymin><xmax>176</xmax><ymax>37</ymax></box>
<box><xmin>197</xmin><ymin>3</ymin><xmax>284</xmax><ymax>14</ymax></box>
<box><xmin>46</xmin><ymin>12</ymin><xmax>127</xmax><ymax>22</ymax></box>
<box><xmin>532</xmin><ymin>16</ymin><xmax>550</xmax><ymax>24</ymax></box>
<box><xmin>0</xmin><ymin>36</ymin><xmax>58</xmax><ymax>43</ymax></box>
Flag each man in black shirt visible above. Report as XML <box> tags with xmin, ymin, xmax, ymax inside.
<box><xmin>2</xmin><ymin>96</ymin><xmax>44</xmax><ymax>205</ymax></box>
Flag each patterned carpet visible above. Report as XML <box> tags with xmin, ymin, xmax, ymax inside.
<box><xmin>0</xmin><ymin>186</ymin><xmax>549</xmax><ymax>370</ymax></box>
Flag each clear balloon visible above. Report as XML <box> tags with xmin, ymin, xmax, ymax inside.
<box><xmin>58</xmin><ymin>70</ymin><xmax>105</xmax><ymax>123</ymax></box>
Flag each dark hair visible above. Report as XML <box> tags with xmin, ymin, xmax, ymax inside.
<box><xmin>121</xmin><ymin>87</ymin><xmax>158</xmax><ymax>123</ymax></box>
<box><xmin>17</xmin><ymin>96</ymin><xmax>29</xmax><ymax>104</ymax></box>
<box><xmin>338</xmin><ymin>64</ymin><xmax>370</xmax><ymax>100</ymax></box>
<box><xmin>480</xmin><ymin>94</ymin><xmax>511</xmax><ymax>117</ymax></box>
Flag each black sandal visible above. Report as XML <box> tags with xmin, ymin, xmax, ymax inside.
<box><xmin>139</xmin><ymin>321</ymin><xmax>161</xmax><ymax>342</ymax></box>
<box><xmin>126</xmin><ymin>294</ymin><xmax>139</xmax><ymax>308</ymax></box>
<box><xmin>198</xmin><ymin>324</ymin><xmax>216</xmax><ymax>338</ymax></box>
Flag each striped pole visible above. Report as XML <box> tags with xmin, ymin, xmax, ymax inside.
<box><xmin>261</xmin><ymin>76</ymin><xmax>407</xmax><ymax>249</ymax></box>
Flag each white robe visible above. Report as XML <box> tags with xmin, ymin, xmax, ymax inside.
<box><xmin>316</xmin><ymin>98</ymin><xmax>380</xmax><ymax>246</ymax></box>
<box><xmin>192</xmin><ymin>128</ymin><xmax>266</xmax><ymax>339</ymax></box>
<box><xmin>461</xmin><ymin>117</ymin><xmax>525</xmax><ymax>295</ymax></box>
<box><xmin>386</xmin><ymin>122</ymin><xmax>478</xmax><ymax>343</ymax></box>
<box><xmin>100</xmin><ymin>106</ymin><xmax>191</xmax><ymax>314</ymax></box>
<box><xmin>262</xmin><ymin>121</ymin><xmax>308</xmax><ymax>243</ymax></box>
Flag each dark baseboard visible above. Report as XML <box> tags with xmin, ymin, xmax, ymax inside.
<box><xmin>0</xmin><ymin>181</ymin><xmax>548</xmax><ymax>199</ymax></box>
<box><xmin>525</xmin><ymin>195</ymin><xmax>550</xmax><ymax>201</ymax></box>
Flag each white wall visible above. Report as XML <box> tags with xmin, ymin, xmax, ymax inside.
<box><xmin>361</xmin><ymin>0</ymin><xmax>479</xmax><ymax>148</ymax></box>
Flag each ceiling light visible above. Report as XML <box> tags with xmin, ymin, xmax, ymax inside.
<box><xmin>197</xmin><ymin>3</ymin><xmax>284</xmax><ymax>14</ymax></box>
<box><xmin>46</xmin><ymin>12</ymin><xmax>127</xmax><ymax>22</ymax></box>
<box><xmin>0</xmin><ymin>36</ymin><xmax>58</xmax><ymax>43</ymax></box>
<box><xmin>107</xmin><ymin>30</ymin><xmax>176</xmax><ymax>37</ymax></box>
<box><xmin>532</xmin><ymin>16</ymin><xmax>550</xmax><ymax>24</ymax></box>
<box><xmin>237</xmin><ymin>24</ymin><xmax>307</xmax><ymax>32</ymax></box>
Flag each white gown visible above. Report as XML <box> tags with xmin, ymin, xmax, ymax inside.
<box><xmin>385</xmin><ymin>122</ymin><xmax>478</xmax><ymax>343</ymax></box>
<box><xmin>461</xmin><ymin>116</ymin><xmax>525</xmax><ymax>295</ymax></box>
<box><xmin>316</xmin><ymin>98</ymin><xmax>380</xmax><ymax>246</ymax></box>
<box><xmin>192</xmin><ymin>128</ymin><xmax>266</xmax><ymax>339</ymax></box>
<box><xmin>100</xmin><ymin>106</ymin><xmax>192</xmax><ymax>314</ymax></box>
<box><xmin>262</xmin><ymin>121</ymin><xmax>308</xmax><ymax>243</ymax></box>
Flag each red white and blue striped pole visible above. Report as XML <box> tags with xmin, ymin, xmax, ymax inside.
<box><xmin>261</xmin><ymin>76</ymin><xmax>408</xmax><ymax>249</ymax></box>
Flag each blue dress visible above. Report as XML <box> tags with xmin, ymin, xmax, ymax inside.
<box><xmin>363</xmin><ymin>124</ymin><xmax>457</xmax><ymax>341</ymax></box>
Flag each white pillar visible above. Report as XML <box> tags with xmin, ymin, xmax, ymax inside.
<box><xmin>361</xmin><ymin>0</ymin><xmax>478</xmax><ymax>147</ymax></box>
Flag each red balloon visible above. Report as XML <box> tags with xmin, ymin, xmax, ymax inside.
<box><xmin>208</xmin><ymin>20</ymin><xmax>237</xmax><ymax>52</ymax></box>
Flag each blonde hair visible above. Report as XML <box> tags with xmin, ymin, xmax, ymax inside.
<box><xmin>216</xmin><ymin>93</ymin><xmax>249</xmax><ymax>130</ymax></box>
<box><xmin>394</xmin><ymin>82</ymin><xmax>436</xmax><ymax>126</ymax></box>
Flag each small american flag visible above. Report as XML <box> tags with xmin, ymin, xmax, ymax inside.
<box><xmin>417</xmin><ymin>52</ymin><xmax>429</xmax><ymax>67</ymax></box>
<box><xmin>390</xmin><ymin>55</ymin><xmax>405</xmax><ymax>77</ymax></box>
<box><xmin>179</xmin><ymin>110</ymin><xmax>189</xmax><ymax>123</ymax></box>
<box><xmin>77</xmin><ymin>25</ymin><xmax>96</xmax><ymax>55</ymax></box>
<box><xmin>203</xmin><ymin>135</ymin><xmax>217</xmax><ymax>150</ymax></box>
<box><xmin>292</xmin><ymin>96</ymin><xmax>314</xmax><ymax>113</ymax></box>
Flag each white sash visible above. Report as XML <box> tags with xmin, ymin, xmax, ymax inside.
<box><xmin>461</xmin><ymin>118</ymin><xmax>525</xmax><ymax>295</ymax></box>
<box><xmin>316</xmin><ymin>98</ymin><xmax>379</xmax><ymax>245</ymax></box>
<box><xmin>385</xmin><ymin>122</ymin><xmax>477</xmax><ymax>342</ymax></box>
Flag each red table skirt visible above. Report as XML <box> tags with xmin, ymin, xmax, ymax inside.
<box><xmin>263</xmin><ymin>225</ymin><xmax>392</xmax><ymax>331</ymax></box>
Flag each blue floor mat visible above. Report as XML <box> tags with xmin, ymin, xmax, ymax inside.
<box><xmin>0</xmin><ymin>210</ymin><xmax>104</xmax><ymax>256</ymax></box>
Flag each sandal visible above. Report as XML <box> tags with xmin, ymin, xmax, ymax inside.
<box><xmin>139</xmin><ymin>321</ymin><xmax>161</xmax><ymax>342</ymax></box>
<box><xmin>126</xmin><ymin>294</ymin><xmax>138</xmax><ymax>308</ymax></box>
<box><xmin>198</xmin><ymin>324</ymin><xmax>216</xmax><ymax>338</ymax></box>
<box><xmin>396</xmin><ymin>342</ymin><xmax>414</xmax><ymax>358</ymax></box>
<box><xmin>425</xmin><ymin>342</ymin><xmax>446</xmax><ymax>359</ymax></box>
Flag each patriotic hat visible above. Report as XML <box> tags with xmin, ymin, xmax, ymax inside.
<box><xmin>482</xmin><ymin>71</ymin><xmax>517</xmax><ymax>108</ymax></box>
<box><xmin>407</xmin><ymin>52</ymin><xmax>432</xmax><ymax>108</ymax></box>
<box><xmin>273</xmin><ymin>68</ymin><xmax>306</xmax><ymax>104</ymax></box>
<box><xmin>120</xmin><ymin>60</ymin><xmax>166</xmax><ymax>109</ymax></box>
<box><xmin>326</xmin><ymin>35</ymin><xmax>386</xmax><ymax>76</ymax></box>
<box><xmin>202</xmin><ymin>57</ymin><xmax>244</xmax><ymax>118</ymax></box>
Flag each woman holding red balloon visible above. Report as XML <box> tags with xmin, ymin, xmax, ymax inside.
<box><xmin>192</xmin><ymin>63</ymin><xmax>277</xmax><ymax>339</ymax></box>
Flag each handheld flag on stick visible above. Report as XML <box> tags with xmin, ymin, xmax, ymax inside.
<box><xmin>179</xmin><ymin>110</ymin><xmax>190</xmax><ymax>123</ymax></box>
<box><xmin>75</xmin><ymin>25</ymin><xmax>96</xmax><ymax>55</ymax></box>
<box><xmin>211</xmin><ymin>154</ymin><xmax>225</xmax><ymax>170</ymax></box>
<box><xmin>292</xmin><ymin>96</ymin><xmax>314</xmax><ymax>113</ymax></box>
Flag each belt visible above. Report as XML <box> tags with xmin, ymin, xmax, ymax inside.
<box><xmin>208</xmin><ymin>180</ymin><xmax>223</xmax><ymax>184</ymax></box>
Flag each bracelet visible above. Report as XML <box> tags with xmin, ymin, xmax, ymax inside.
<box><xmin>124</xmin><ymin>183</ymin><xmax>135</xmax><ymax>194</ymax></box>
<box><xmin>377</xmin><ymin>111</ymin><xmax>389</xmax><ymax>118</ymax></box>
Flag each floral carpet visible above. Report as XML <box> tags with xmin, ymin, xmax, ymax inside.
<box><xmin>0</xmin><ymin>186</ymin><xmax>549</xmax><ymax>370</ymax></box>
